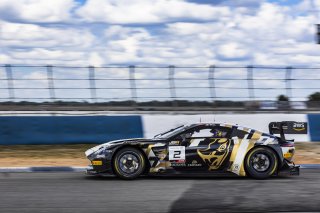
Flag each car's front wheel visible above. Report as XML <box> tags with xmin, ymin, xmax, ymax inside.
<box><xmin>113</xmin><ymin>147</ymin><xmax>146</xmax><ymax>180</ymax></box>
<box><xmin>245</xmin><ymin>147</ymin><xmax>278</xmax><ymax>179</ymax></box>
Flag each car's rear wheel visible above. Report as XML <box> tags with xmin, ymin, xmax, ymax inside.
<box><xmin>113</xmin><ymin>147</ymin><xmax>146</xmax><ymax>180</ymax></box>
<box><xmin>245</xmin><ymin>147</ymin><xmax>278</xmax><ymax>179</ymax></box>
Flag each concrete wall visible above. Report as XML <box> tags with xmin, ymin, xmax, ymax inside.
<box><xmin>0</xmin><ymin>113</ymin><xmax>316</xmax><ymax>144</ymax></box>
<box><xmin>0</xmin><ymin>115</ymin><xmax>143</xmax><ymax>145</ymax></box>
<box><xmin>308</xmin><ymin>114</ymin><xmax>320</xmax><ymax>141</ymax></box>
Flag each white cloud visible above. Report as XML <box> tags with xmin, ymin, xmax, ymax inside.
<box><xmin>166</xmin><ymin>22</ymin><xmax>224</xmax><ymax>36</ymax></box>
<box><xmin>0</xmin><ymin>0</ymin><xmax>319</xmax><ymax>68</ymax></box>
<box><xmin>12</xmin><ymin>48</ymin><xmax>84</xmax><ymax>60</ymax></box>
<box><xmin>0</xmin><ymin>21</ymin><xmax>95</xmax><ymax>48</ymax></box>
<box><xmin>315</xmin><ymin>0</ymin><xmax>320</xmax><ymax>8</ymax></box>
<box><xmin>88</xmin><ymin>52</ymin><xmax>104</xmax><ymax>66</ymax></box>
<box><xmin>0</xmin><ymin>0</ymin><xmax>76</xmax><ymax>23</ymax></box>
<box><xmin>76</xmin><ymin>0</ymin><xmax>230</xmax><ymax>24</ymax></box>
<box><xmin>217</xmin><ymin>43</ymin><xmax>249</xmax><ymax>59</ymax></box>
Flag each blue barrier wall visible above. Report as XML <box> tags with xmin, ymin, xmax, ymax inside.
<box><xmin>307</xmin><ymin>114</ymin><xmax>320</xmax><ymax>141</ymax></box>
<box><xmin>0</xmin><ymin>116</ymin><xmax>143</xmax><ymax>145</ymax></box>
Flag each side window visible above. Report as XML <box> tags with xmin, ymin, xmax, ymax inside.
<box><xmin>209</xmin><ymin>127</ymin><xmax>231</xmax><ymax>138</ymax></box>
<box><xmin>191</xmin><ymin>128</ymin><xmax>213</xmax><ymax>137</ymax></box>
<box><xmin>172</xmin><ymin>126</ymin><xmax>232</xmax><ymax>147</ymax></box>
<box><xmin>174</xmin><ymin>129</ymin><xmax>194</xmax><ymax>141</ymax></box>
<box><xmin>231</xmin><ymin>129</ymin><xmax>248</xmax><ymax>139</ymax></box>
<box><xmin>188</xmin><ymin>126</ymin><xmax>232</xmax><ymax>138</ymax></box>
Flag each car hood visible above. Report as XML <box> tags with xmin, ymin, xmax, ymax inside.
<box><xmin>85</xmin><ymin>138</ymin><xmax>156</xmax><ymax>157</ymax></box>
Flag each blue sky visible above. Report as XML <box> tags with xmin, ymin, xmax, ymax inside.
<box><xmin>0</xmin><ymin>0</ymin><xmax>319</xmax><ymax>102</ymax></box>
<box><xmin>0</xmin><ymin>0</ymin><xmax>319</xmax><ymax>67</ymax></box>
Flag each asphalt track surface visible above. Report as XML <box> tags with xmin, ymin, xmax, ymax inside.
<box><xmin>0</xmin><ymin>169</ymin><xmax>319</xmax><ymax>213</ymax></box>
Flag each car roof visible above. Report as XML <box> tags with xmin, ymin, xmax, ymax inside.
<box><xmin>189</xmin><ymin>122</ymin><xmax>255</xmax><ymax>131</ymax></box>
<box><xmin>183</xmin><ymin>122</ymin><xmax>276</xmax><ymax>138</ymax></box>
<box><xmin>190</xmin><ymin>122</ymin><xmax>238</xmax><ymax>127</ymax></box>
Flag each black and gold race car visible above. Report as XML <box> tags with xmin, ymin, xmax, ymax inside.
<box><xmin>85</xmin><ymin>121</ymin><xmax>306</xmax><ymax>179</ymax></box>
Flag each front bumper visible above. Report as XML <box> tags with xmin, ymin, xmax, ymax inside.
<box><xmin>86</xmin><ymin>148</ymin><xmax>114</xmax><ymax>175</ymax></box>
<box><xmin>86</xmin><ymin>165</ymin><xmax>100</xmax><ymax>175</ymax></box>
<box><xmin>86</xmin><ymin>158</ymin><xmax>114</xmax><ymax>175</ymax></box>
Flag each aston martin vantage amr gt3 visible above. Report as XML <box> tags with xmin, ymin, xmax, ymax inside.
<box><xmin>85</xmin><ymin>121</ymin><xmax>306</xmax><ymax>179</ymax></box>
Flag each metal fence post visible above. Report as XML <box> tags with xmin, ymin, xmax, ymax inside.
<box><xmin>46</xmin><ymin>65</ymin><xmax>56</xmax><ymax>101</ymax></box>
<box><xmin>208</xmin><ymin>65</ymin><xmax>216</xmax><ymax>102</ymax></box>
<box><xmin>316</xmin><ymin>24</ymin><xmax>320</xmax><ymax>44</ymax></box>
<box><xmin>285</xmin><ymin>66</ymin><xmax>292</xmax><ymax>99</ymax></box>
<box><xmin>247</xmin><ymin>65</ymin><xmax>255</xmax><ymax>100</ymax></box>
<box><xmin>5</xmin><ymin>64</ymin><xmax>15</xmax><ymax>101</ymax></box>
<box><xmin>129</xmin><ymin>65</ymin><xmax>137</xmax><ymax>107</ymax></box>
<box><xmin>88</xmin><ymin>66</ymin><xmax>97</xmax><ymax>102</ymax></box>
<box><xmin>169</xmin><ymin>65</ymin><xmax>177</xmax><ymax>107</ymax></box>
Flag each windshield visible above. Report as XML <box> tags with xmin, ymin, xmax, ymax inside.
<box><xmin>154</xmin><ymin>125</ymin><xmax>188</xmax><ymax>139</ymax></box>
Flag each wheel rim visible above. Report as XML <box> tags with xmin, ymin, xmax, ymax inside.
<box><xmin>251</xmin><ymin>153</ymin><xmax>270</xmax><ymax>172</ymax></box>
<box><xmin>118</xmin><ymin>153</ymin><xmax>140</xmax><ymax>174</ymax></box>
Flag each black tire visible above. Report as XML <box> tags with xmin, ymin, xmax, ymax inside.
<box><xmin>244</xmin><ymin>147</ymin><xmax>278</xmax><ymax>179</ymax></box>
<box><xmin>113</xmin><ymin>147</ymin><xmax>146</xmax><ymax>180</ymax></box>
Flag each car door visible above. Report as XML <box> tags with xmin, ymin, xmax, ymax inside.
<box><xmin>167</xmin><ymin>125</ymin><xmax>232</xmax><ymax>172</ymax></box>
<box><xmin>194</xmin><ymin>126</ymin><xmax>233</xmax><ymax>171</ymax></box>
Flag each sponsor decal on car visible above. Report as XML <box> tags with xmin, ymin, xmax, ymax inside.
<box><xmin>284</xmin><ymin>153</ymin><xmax>293</xmax><ymax>158</ymax></box>
<box><xmin>169</xmin><ymin>141</ymin><xmax>180</xmax><ymax>145</ymax></box>
<box><xmin>92</xmin><ymin>160</ymin><xmax>102</xmax><ymax>166</ymax></box>
<box><xmin>170</xmin><ymin>162</ymin><xmax>187</xmax><ymax>167</ymax></box>
<box><xmin>169</xmin><ymin>146</ymin><xmax>185</xmax><ymax>161</ymax></box>
<box><xmin>187</xmin><ymin>160</ymin><xmax>202</xmax><ymax>167</ymax></box>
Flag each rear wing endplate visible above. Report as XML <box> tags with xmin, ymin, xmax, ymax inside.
<box><xmin>268</xmin><ymin>121</ymin><xmax>308</xmax><ymax>140</ymax></box>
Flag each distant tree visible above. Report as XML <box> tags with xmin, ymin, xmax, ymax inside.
<box><xmin>277</xmin><ymin>95</ymin><xmax>289</xmax><ymax>102</ymax></box>
<box><xmin>308</xmin><ymin>92</ymin><xmax>320</xmax><ymax>102</ymax></box>
<box><xmin>277</xmin><ymin>95</ymin><xmax>289</xmax><ymax>109</ymax></box>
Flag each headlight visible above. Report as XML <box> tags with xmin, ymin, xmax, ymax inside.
<box><xmin>85</xmin><ymin>144</ymin><xmax>112</xmax><ymax>157</ymax></box>
<box><xmin>85</xmin><ymin>144</ymin><xmax>104</xmax><ymax>157</ymax></box>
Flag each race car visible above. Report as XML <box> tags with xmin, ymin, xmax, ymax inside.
<box><xmin>85</xmin><ymin>121</ymin><xmax>306</xmax><ymax>179</ymax></box>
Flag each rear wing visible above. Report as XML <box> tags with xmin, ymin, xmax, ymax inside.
<box><xmin>268</xmin><ymin>121</ymin><xmax>308</xmax><ymax>140</ymax></box>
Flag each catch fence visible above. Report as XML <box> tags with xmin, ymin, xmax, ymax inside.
<box><xmin>0</xmin><ymin>65</ymin><xmax>319</xmax><ymax>108</ymax></box>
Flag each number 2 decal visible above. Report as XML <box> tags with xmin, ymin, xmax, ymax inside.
<box><xmin>173</xmin><ymin>150</ymin><xmax>181</xmax><ymax>158</ymax></box>
<box><xmin>169</xmin><ymin>146</ymin><xmax>185</xmax><ymax>160</ymax></box>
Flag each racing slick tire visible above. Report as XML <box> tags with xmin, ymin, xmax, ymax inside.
<box><xmin>113</xmin><ymin>147</ymin><xmax>146</xmax><ymax>180</ymax></box>
<box><xmin>244</xmin><ymin>147</ymin><xmax>278</xmax><ymax>179</ymax></box>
